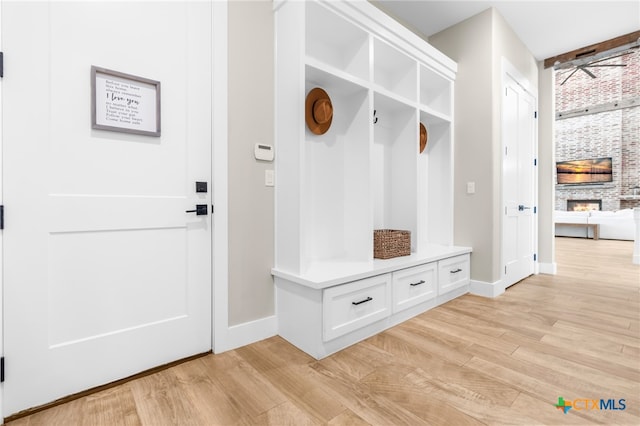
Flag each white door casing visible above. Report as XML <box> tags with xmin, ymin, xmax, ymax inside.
<box><xmin>2</xmin><ymin>1</ymin><xmax>213</xmax><ymax>415</ymax></box>
<box><xmin>0</xmin><ymin>0</ymin><xmax>4</xmax><ymax>418</ymax></box>
<box><xmin>502</xmin><ymin>60</ymin><xmax>537</xmax><ymax>288</ymax></box>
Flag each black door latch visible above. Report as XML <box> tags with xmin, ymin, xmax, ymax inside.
<box><xmin>186</xmin><ymin>204</ymin><xmax>208</xmax><ymax>215</ymax></box>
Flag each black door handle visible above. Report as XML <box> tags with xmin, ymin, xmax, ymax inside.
<box><xmin>186</xmin><ymin>204</ymin><xmax>208</xmax><ymax>215</ymax></box>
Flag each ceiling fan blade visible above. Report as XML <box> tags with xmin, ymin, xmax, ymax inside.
<box><xmin>584</xmin><ymin>64</ymin><xmax>627</xmax><ymax>68</ymax></box>
<box><xmin>587</xmin><ymin>51</ymin><xmax>633</xmax><ymax>66</ymax></box>
<box><xmin>580</xmin><ymin>67</ymin><xmax>597</xmax><ymax>79</ymax></box>
<box><xmin>560</xmin><ymin>67</ymin><xmax>580</xmax><ymax>85</ymax></box>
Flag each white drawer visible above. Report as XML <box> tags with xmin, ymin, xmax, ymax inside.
<box><xmin>392</xmin><ymin>263</ymin><xmax>437</xmax><ymax>313</ymax></box>
<box><xmin>438</xmin><ymin>254</ymin><xmax>470</xmax><ymax>294</ymax></box>
<box><xmin>323</xmin><ymin>274</ymin><xmax>391</xmax><ymax>342</ymax></box>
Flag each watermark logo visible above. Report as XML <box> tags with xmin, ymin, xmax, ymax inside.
<box><xmin>556</xmin><ymin>397</ymin><xmax>572</xmax><ymax>414</ymax></box>
<box><xmin>555</xmin><ymin>397</ymin><xmax>626</xmax><ymax>414</ymax></box>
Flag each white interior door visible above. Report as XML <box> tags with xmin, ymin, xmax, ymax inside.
<box><xmin>503</xmin><ymin>69</ymin><xmax>536</xmax><ymax>288</ymax></box>
<box><xmin>2</xmin><ymin>2</ymin><xmax>212</xmax><ymax>415</ymax></box>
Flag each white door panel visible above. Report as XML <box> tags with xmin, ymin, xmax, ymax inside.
<box><xmin>47</xmin><ymin>228</ymin><xmax>188</xmax><ymax>346</ymax></box>
<box><xmin>503</xmin><ymin>70</ymin><xmax>536</xmax><ymax>288</ymax></box>
<box><xmin>3</xmin><ymin>1</ymin><xmax>212</xmax><ymax>415</ymax></box>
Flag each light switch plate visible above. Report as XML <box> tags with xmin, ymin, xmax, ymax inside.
<box><xmin>265</xmin><ymin>170</ymin><xmax>275</xmax><ymax>187</ymax></box>
<box><xmin>466</xmin><ymin>182</ymin><xmax>475</xmax><ymax>194</ymax></box>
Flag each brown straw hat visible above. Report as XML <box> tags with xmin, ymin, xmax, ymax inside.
<box><xmin>305</xmin><ymin>87</ymin><xmax>333</xmax><ymax>135</ymax></box>
<box><xmin>419</xmin><ymin>122</ymin><xmax>428</xmax><ymax>153</ymax></box>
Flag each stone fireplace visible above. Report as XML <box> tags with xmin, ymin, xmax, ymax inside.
<box><xmin>567</xmin><ymin>199</ymin><xmax>602</xmax><ymax>211</ymax></box>
<box><xmin>555</xmin><ymin>48</ymin><xmax>640</xmax><ymax>212</ymax></box>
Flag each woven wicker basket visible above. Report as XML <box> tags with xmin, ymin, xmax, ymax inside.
<box><xmin>373</xmin><ymin>229</ymin><xmax>411</xmax><ymax>259</ymax></box>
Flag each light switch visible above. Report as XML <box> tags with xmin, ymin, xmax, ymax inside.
<box><xmin>466</xmin><ymin>182</ymin><xmax>475</xmax><ymax>194</ymax></box>
<box><xmin>265</xmin><ymin>170</ymin><xmax>274</xmax><ymax>187</ymax></box>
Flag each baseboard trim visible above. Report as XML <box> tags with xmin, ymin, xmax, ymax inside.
<box><xmin>224</xmin><ymin>315</ymin><xmax>277</xmax><ymax>352</ymax></box>
<box><xmin>469</xmin><ymin>279</ymin><xmax>504</xmax><ymax>298</ymax></box>
<box><xmin>539</xmin><ymin>262</ymin><xmax>557</xmax><ymax>275</ymax></box>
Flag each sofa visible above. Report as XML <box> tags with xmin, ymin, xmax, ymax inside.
<box><xmin>555</xmin><ymin>209</ymin><xmax>636</xmax><ymax>240</ymax></box>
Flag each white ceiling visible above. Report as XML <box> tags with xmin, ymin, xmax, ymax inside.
<box><xmin>373</xmin><ymin>0</ymin><xmax>640</xmax><ymax>61</ymax></box>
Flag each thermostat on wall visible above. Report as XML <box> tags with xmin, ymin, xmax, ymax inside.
<box><xmin>254</xmin><ymin>143</ymin><xmax>274</xmax><ymax>161</ymax></box>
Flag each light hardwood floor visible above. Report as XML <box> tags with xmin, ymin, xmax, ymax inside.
<box><xmin>7</xmin><ymin>237</ymin><xmax>640</xmax><ymax>425</ymax></box>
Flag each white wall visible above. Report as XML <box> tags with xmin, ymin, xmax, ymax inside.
<box><xmin>537</xmin><ymin>63</ymin><xmax>556</xmax><ymax>273</ymax></box>
<box><xmin>227</xmin><ymin>0</ymin><xmax>275</xmax><ymax>326</ymax></box>
<box><xmin>429</xmin><ymin>8</ymin><xmax>539</xmax><ymax>284</ymax></box>
<box><xmin>428</xmin><ymin>9</ymin><xmax>495</xmax><ymax>283</ymax></box>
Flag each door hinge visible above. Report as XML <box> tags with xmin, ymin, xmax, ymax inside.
<box><xmin>1</xmin><ymin>357</ymin><xmax>5</xmax><ymax>382</ymax></box>
<box><xmin>534</xmin><ymin>111</ymin><xmax>537</xmax><ymax>119</ymax></box>
<box><xmin>534</xmin><ymin>206</ymin><xmax>537</xmax><ymax>214</ymax></box>
<box><xmin>534</xmin><ymin>158</ymin><xmax>537</xmax><ymax>166</ymax></box>
<box><xmin>0</xmin><ymin>52</ymin><xmax>4</xmax><ymax>78</ymax></box>
<box><xmin>0</xmin><ymin>205</ymin><xmax>4</xmax><ymax>230</ymax></box>
<box><xmin>534</xmin><ymin>253</ymin><xmax>537</xmax><ymax>261</ymax></box>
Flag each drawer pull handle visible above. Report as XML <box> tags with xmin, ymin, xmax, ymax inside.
<box><xmin>352</xmin><ymin>297</ymin><xmax>373</xmax><ymax>306</ymax></box>
<box><xmin>410</xmin><ymin>280</ymin><xmax>425</xmax><ymax>287</ymax></box>
<box><xmin>450</xmin><ymin>268</ymin><xmax>463</xmax><ymax>274</ymax></box>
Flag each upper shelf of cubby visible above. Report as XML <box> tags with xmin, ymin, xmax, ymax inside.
<box><xmin>420</xmin><ymin>105</ymin><xmax>452</xmax><ymax>124</ymax></box>
<box><xmin>305</xmin><ymin>1</ymin><xmax>370</xmax><ymax>82</ymax></box>
<box><xmin>419</xmin><ymin>65</ymin><xmax>452</xmax><ymax>119</ymax></box>
<box><xmin>374</xmin><ymin>90</ymin><xmax>416</xmax><ymax>120</ymax></box>
<box><xmin>420</xmin><ymin>108</ymin><xmax>451</xmax><ymax>128</ymax></box>
<box><xmin>305</xmin><ymin>58</ymin><xmax>369</xmax><ymax>93</ymax></box>
<box><xmin>373</xmin><ymin>38</ymin><xmax>417</xmax><ymax>102</ymax></box>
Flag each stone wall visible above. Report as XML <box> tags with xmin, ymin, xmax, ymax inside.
<box><xmin>555</xmin><ymin>49</ymin><xmax>640</xmax><ymax>211</ymax></box>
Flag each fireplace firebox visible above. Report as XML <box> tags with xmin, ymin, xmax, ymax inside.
<box><xmin>567</xmin><ymin>199</ymin><xmax>602</xmax><ymax>211</ymax></box>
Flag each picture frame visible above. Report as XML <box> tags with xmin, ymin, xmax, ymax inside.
<box><xmin>91</xmin><ymin>66</ymin><xmax>161</xmax><ymax>137</ymax></box>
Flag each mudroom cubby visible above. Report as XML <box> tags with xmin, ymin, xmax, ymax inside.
<box><xmin>372</xmin><ymin>92</ymin><xmax>418</xmax><ymax>251</ymax></box>
<box><xmin>373</xmin><ymin>38</ymin><xmax>418</xmax><ymax>102</ymax></box>
<box><xmin>420</xmin><ymin>64</ymin><xmax>453</xmax><ymax>119</ymax></box>
<box><xmin>421</xmin><ymin>111</ymin><xmax>454</xmax><ymax>246</ymax></box>
<box><xmin>273</xmin><ymin>0</ymin><xmax>472</xmax><ymax>359</ymax></box>
<box><xmin>305</xmin><ymin>0</ymin><xmax>369</xmax><ymax>82</ymax></box>
<box><xmin>303</xmin><ymin>66</ymin><xmax>370</xmax><ymax>267</ymax></box>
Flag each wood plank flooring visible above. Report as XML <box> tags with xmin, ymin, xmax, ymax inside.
<box><xmin>8</xmin><ymin>237</ymin><xmax>640</xmax><ymax>425</ymax></box>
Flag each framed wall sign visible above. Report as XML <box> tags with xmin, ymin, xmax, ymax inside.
<box><xmin>91</xmin><ymin>66</ymin><xmax>161</xmax><ymax>136</ymax></box>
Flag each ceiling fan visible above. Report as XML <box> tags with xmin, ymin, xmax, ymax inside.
<box><xmin>559</xmin><ymin>50</ymin><xmax>633</xmax><ymax>85</ymax></box>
